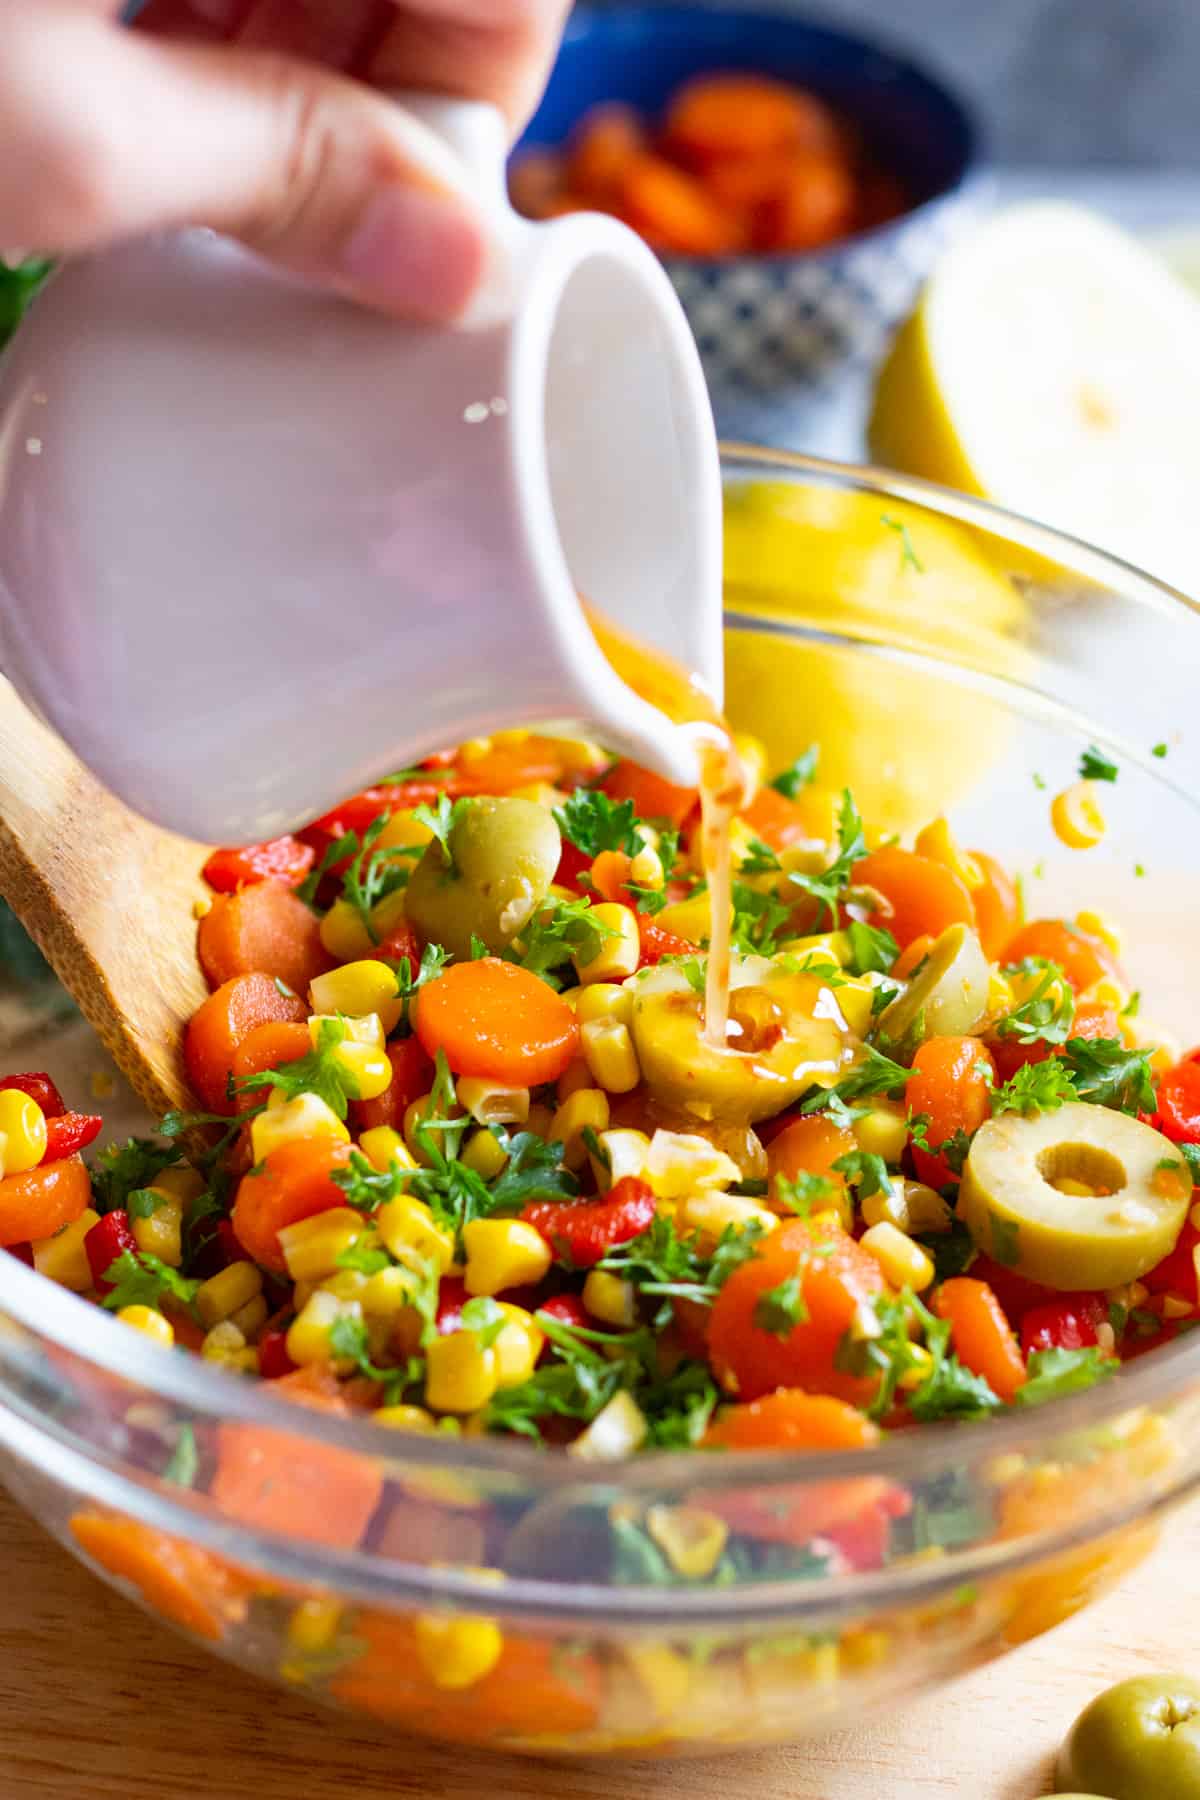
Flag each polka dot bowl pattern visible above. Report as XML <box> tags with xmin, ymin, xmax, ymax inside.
<box><xmin>517</xmin><ymin>6</ymin><xmax>983</xmax><ymax>416</ymax></box>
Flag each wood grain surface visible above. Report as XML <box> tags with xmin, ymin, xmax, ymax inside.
<box><xmin>0</xmin><ymin>1478</ymin><xmax>1194</xmax><ymax>1800</ymax></box>
<box><xmin>0</xmin><ymin>680</ymin><xmax>208</xmax><ymax>1117</ymax></box>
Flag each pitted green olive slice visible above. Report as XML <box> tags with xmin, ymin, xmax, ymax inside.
<box><xmin>876</xmin><ymin>922</ymin><xmax>989</xmax><ymax>1061</ymax></box>
<box><xmin>404</xmin><ymin>796</ymin><xmax>560</xmax><ymax>960</ymax></box>
<box><xmin>630</xmin><ymin>953</ymin><xmax>859</xmax><ymax>1125</ymax></box>
<box><xmin>960</xmin><ymin>1101</ymin><xmax>1192</xmax><ymax>1290</ymax></box>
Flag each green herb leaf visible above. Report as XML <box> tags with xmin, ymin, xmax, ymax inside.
<box><xmin>1061</xmin><ymin>1036</ymin><xmax>1156</xmax><ymax>1114</ymax></box>
<box><xmin>738</xmin><ymin>837</ymin><xmax>783</xmax><ymax>877</ymax></box>
<box><xmin>845</xmin><ymin>921</ymin><xmax>899</xmax><ymax>977</ymax></box>
<box><xmin>236</xmin><ymin>1015</ymin><xmax>358</xmax><ymax>1118</ymax></box>
<box><xmin>100</xmin><ymin>1251</ymin><xmax>201</xmax><ymax>1317</ymax></box>
<box><xmin>773</xmin><ymin>1170</ymin><xmax>838</xmax><ymax>1217</ymax></box>
<box><xmin>831</xmin><ymin>1149</ymin><xmax>895</xmax><ymax>1204</ymax></box>
<box><xmin>880</xmin><ymin>513</ymin><xmax>925</xmax><ymax>573</ymax></box>
<box><xmin>1079</xmin><ymin>744</ymin><xmax>1119</xmax><ymax>783</ymax></box>
<box><xmin>1016</xmin><ymin>1345</ymin><xmax>1119</xmax><ymax>1407</ymax></box>
<box><xmin>771</xmin><ymin>747</ymin><xmax>819</xmax><ymax>799</ymax></box>
<box><xmin>163</xmin><ymin>1424</ymin><xmax>199</xmax><ymax>1489</ymax></box>
<box><xmin>508</xmin><ymin>894</ymin><xmax>616</xmax><ymax>987</ymax></box>
<box><xmin>753</xmin><ymin>1274</ymin><xmax>808</xmax><ymax>1338</ymax></box>
<box><xmin>800</xmin><ymin>1045</ymin><xmax>910</xmax><ymax>1114</ymax></box>
<box><xmin>996</xmin><ymin>957</ymin><xmax>1076</xmax><ymax>1047</ymax></box>
<box><xmin>780</xmin><ymin>789</ymin><xmax>867</xmax><ymax>929</ymax></box>
<box><xmin>90</xmin><ymin>1138</ymin><xmax>184</xmax><ymax>1215</ymax></box>
<box><xmin>991</xmin><ymin>1058</ymin><xmax>1078</xmax><ymax>1118</ymax></box>
<box><xmin>553</xmin><ymin>789</ymin><xmax>642</xmax><ymax>858</ymax></box>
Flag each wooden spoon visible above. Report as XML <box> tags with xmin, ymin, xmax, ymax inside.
<box><xmin>0</xmin><ymin>678</ymin><xmax>209</xmax><ymax>1116</ymax></box>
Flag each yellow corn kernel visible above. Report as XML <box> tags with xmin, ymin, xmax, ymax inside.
<box><xmin>1080</xmin><ymin>975</ymin><xmax>1131</xmax><ymax>1014</ymax></box>
<box><xmin>153</xmin><ymin>1165</ymin><xmax>206</xmax><ymax>1206</ymax></box>
<box><xmin>645</xmin><ymin>1504</ymin><xmax>728</xmax><ymax>1580</ymax></box>
<box><xmin>356</xmin><ymin>1127</ymin><xmax>416</xmax><ymax>1177</ymax></box>
<box><xmin>914</xmin><ymin>816</ymin><xmax>983</xmax><ymax>889</ymax></box>
<box><xmin>32</xmin><ymin>1208</ymin><xmax>101</xmax><ymax>1291</ymax></box>
<box><xmin>404</xmin><ymin>1091</ymin><xmax>463</xmax><ymax>1165</ymax></box>
<box><xmin>0</xmin><ymin>1091</ymin><xmax>46</xmax><ymax>1174</ymax></box>
<box><xmin>374</xmin><ymin>1404</ymin><xmax>438</xmax><ymax>1431</ymax></box>
<box><xmin>842</xmin><ymin>1629</ymin><xmax>891</xmax><ymax>1669</ymax></box>
<box><xmin>1076</xmin><ymin>908</ymin><xmax>1125</xmax><ymax>960</ymax></box>
<box><xmin>549</xmin><ymin>1087</ymin><xmax>610</xmax><ymax>1171</ymax></box>
<box><xmin>458</xmin><ymin>735</ymin><xmax>493</xmax><ymax>764</ymax></box>
<box><xmin>852</xmin><ymin>1104</ymin><xmax>908</xmax><ymax>1164</ymax></box>
<box><xmin>196</xmin><ymin>1260</ymin><xmax>264</xmax><ymax>1328</ymax></box>
<box><xmin>627</xmin><ymin>843</ymin><xmax>664</xmax><ymax>889</ymax></box>
<box><xmin>1162</xmin><ymin>1293</ymin><xmax>1194</xmax><ymax>1321</ymax></box>
<box><xmin>623</xmin><ymin>1642</ymin><xmax>691</xmax><ymax>1720</ymax></box>
<box><xmin>575</xmin><ymin>982</ymin><xmax>635</xmax><ymax>1027</ymax></box>
<box><xmin>374</xmin><ymin>808</ymin><xmax>434</xmax><ymax>852</ymax></box>
<box><xmin>414</xmin><ymin>1613</ymin><xmax>503</xmax><ymax>1690</ymax></box>
<box><xmin>646</xmin><ymin>1129</ymin><xmax>741</xmax><ymax>1199</ymax></box>
<box><xmin>573</xmin><ymin>902</ymin><xmax>641</xmax><ymax>983</ymax></box>
<box><xmin>331</xmin><ymin>1040</ymin><xmax>392</xmax><ymax>1102</ymax></box>
<box><xmin>1051</xmin><ymin>779</ymin><xmax>1107</xmax><ymax>849</ymax></box>
<box><xmin>192</xmin><ymin>896</ymin><xmax>212</xmax><ymax>920</ymax></box>
<box><xmin>202</xmin><ymin>1318</ymin><xmax>248</xmax><ymax>1362</ymax></box>
<box><xmin>462</xmin><ymin>1218</ymin><xmax>552</xmax><ymax>1296</ymax></box>
<box><xmin>287</xmin><ymin>1596</ymin><xmax>343</xmax><ymax>1657</ymax></box>
<box><xmin>456</xmin><ymin>1075</ymin><xmax>529</xmax><ymax>1126</ymax></box>
<box><xmin>861</xmin><ymin>1221</ymin><xmax>936</xmax><ymax>1291</ymax></box>
<box><xmin>897</xmin><ymin>1343</ymin><xmax>936</xmax><ymax>1390</ymax></box>
<box><xmin>525</xmin><ymin>1102</ymin><xmax>555</xmax><ymax>1140</ymax></box>
<box><xmin>783</xmin><ymin>930</ymin><xmax>851</xmax><ymax>968</ymax></box>
<box><xmin>861</xmin><ymin>1179</ymin><xmax>951</xmax><ymax>1236</ymax></box>
<box><xmin>679</xmin><ymin>1189</ymin><xmax>777</xmax><ymax>1247</ymax></box>
<box><xmin>555</xmin><ymin>1058</ymin><xmax>594</xmax><ymax>1103</ymax></box>
<box><xmin>1053</xmin><ymin>1175</ymin><xmax>1095</xmax><ymax>1198</ymax></box>
<box><xmin>1135</xmin><ymin>1021</ymin><xmax>1181</xmax><ymax>1077</ymax></box>
<box><xmin>569</xmin><ymin>1389</ymin><xmax>648</xmax><ymax>1460</ymax></box>
<box><xmin>116</xmin><ymin>1305</ymin><xmax>175</xmax><ymax>1348</ymax></box>
<box><xmin>580</xmin><ymin>1018</ymin><xmax>641</xmax><ymax>1094</ymax></box>
<box><xmin>733</xmin><ymin>731</ymin><xmax>768</xmax><ymax>799</ymax></box>
<box><xmin>318</xmin><ymin>897</ymin><xmax>375</xmax><ymax>961</ymax></box>
<box><xmin>357</xmin><ymin>1263</ymin><xmax>414</xmax><ymax>1319</ymax></box>
<box><xmin>277</xmin><ymin>1208</ymin><xmax>364</xmax><ymax>1283</ymax></box>
<box><xmin>582</xmin><ymin>1269</ymin><xmax>638</xmax><ymax>1327</ymax></box>
<box><xmin>591</xmin><ymin>1127</ymin><xmax>650</xmax><ymax>1192</ymax></box>
<box><xmin>309</xmin><ymin>1012</ymin><xmax>386</xmax><ymax>1056</ymax></box>
<box><xmin>367</xmin><ymin>887</ymin><xmax>410</xmax><ymax>945</ymax></box>
<box><xmin>231</xmin><ymin>1293</ymin><xmax>269</xmax><ymax>1341</ymax></box>
<box><xmin>376</xmin><ymin>1194</ymin><xmax>454</xmax><ymax>1275</ymax></box>
<box><xmin>425</xmin><ymin>1330</ymin><xmax>499</xmax><ymax>1412</ymax></box>
<box><xmin>656</xmin><ymin>889</ymin><xmax>717</xmax><ymax>944</ymax></box>
<box><xmin>319</xmin><ymin>1268</ymin><xmax>371</xmax><ymax>1304</ymax></box>
<box><xmin>986</xmin><ymin>970</ymin><xmax>1014</xmax><ymax>1020</ymax></box>
<box><xmin>251</xmin><ymin>1092</ymin><xmax>349</xmax><ymax>1163</ymax></box>
<box><xmin>460</xmin><ymin>1127</ymin><xmax>509</xmax><ymax>1181</ymax></box>
<box><xmin>492</xmin><ymin>1303</ymin><xmax>544</xmax><ymax>1387</ymax></box>
<box><xmin>286</xmin><ymin>1290</ymin><xmax>362</xmax><ymax>1367</ymax></box>
<box><xmin>131</xmin><ymin>1192</ymin><xmax>184</xmax><ymax>1267</ymax></box>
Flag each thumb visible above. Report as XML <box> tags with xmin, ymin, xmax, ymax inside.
<box><xmin>23</xmin><ymin>17</ymin><xmax>491</xmax><ymax>319</ymax></box>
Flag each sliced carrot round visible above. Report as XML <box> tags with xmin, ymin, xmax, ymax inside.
<box><xmin>853</xmin><ymin>847</ymin><xmax>976</xmax><ymax>949</ymax></box>
<box><xmin>0</xmin><ymin>1155</ymin><xmax>90</xmax><ymax>1247</ymax></box>
<box><xmin>599</xmin><ymin>757</ymin><xmax>697</xmax><ymax>830</ymax></box>
<box><xmin>231</xmin><ymin>1137</ymin><xmax>353</xmax><ymax>1273</ymax></box>
<box><xmin>211</xmin><ymin>1413</ymin><xmax>382</xmax><ymax>1550</ymax></box>
<box><xmin>197</xmin><ymin>882</ymin><xmax>331</xmax><ymax>995</ymax></box>
<box><xmin>766</xmin><ymin>1114</ymin><xmax>856</xmax><ymax>1209</ymax></box>
<box><xmin>906</xmin><ymin>1035</ymin><xmax>996</xmax><ymax>1188</ymax></box>
<box><xmin>705</xmin><ymin>1389</ymin><xmax>879</xmax><ymax>1451</ymax></box>
<box><xmin>229</xmin><ymin>1021</ymin><xmax>312</xmax><ymax>1112</ymax></box>
<box><xmin>184</xmin><ymin>973</ymin><xmax>308</xmax><ymax>1114</ymax></box>
<box><xmin>415</xmin><ymin>958</ymin><xmax>579</xmax><ymax>1085</ymax></box>
<box><xmin>70</xmin><ymin>1512</ymin><xmax>248</xmax><ymax>1642</ymax></box>
<box><xmin>1003</xmin><ymin>918</ymin><xmax>1120</xmax><ymax>993</ymax></box>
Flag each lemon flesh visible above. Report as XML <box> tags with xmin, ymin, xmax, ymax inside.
<box><xmin>870</xmin><ymin>202</ymin><xmax>1200</xmax><ymax>595</ymax></box>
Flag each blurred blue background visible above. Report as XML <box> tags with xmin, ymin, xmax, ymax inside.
<box><xmin>586</xmin><ymin>0</ymin><xmax>1199</xmax><ymax>164</ymax></box>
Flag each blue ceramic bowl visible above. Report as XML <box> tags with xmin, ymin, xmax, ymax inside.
<box><xmin>517</xmin><ymin>6</ymin><xmax>982</xmax><ymax>408</ymax></box>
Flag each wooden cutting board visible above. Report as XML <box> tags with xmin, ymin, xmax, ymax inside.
<box><xmin>1</xmin><ymin>1479</ymin><xmax>1194</xmax><ymax>1799</ymax></box>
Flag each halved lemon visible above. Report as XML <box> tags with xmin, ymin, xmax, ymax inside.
<box><xmin>869</xmin><ymin>202</ymin><xmax>1200</xmax><ymax>596</ymax></box>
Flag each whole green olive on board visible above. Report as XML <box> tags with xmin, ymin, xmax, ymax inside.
<box><xmin>404</xmin><ymin>796</ymin><xmax>560</xmax><ymax>960</ymax></box>
<box><xmin>1056</xmin><ymin>1672</ymin><xmax>1200</xmax><ymax>1799</ymax></box>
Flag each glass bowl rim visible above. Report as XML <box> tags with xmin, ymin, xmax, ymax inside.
<box><xmin>3</xmin><ymin>442</ymin><xmax>1199</xmax><ymax>1620</ymax></box>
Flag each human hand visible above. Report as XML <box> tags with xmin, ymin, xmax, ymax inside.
<box><xmin>0</xmin><ymin>0</ymin><xmax>570</xmax><ymax>317</ymax></box>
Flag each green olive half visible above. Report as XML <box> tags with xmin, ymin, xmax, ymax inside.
<box><xmin>876</xmin><ymin>922</ymin><xmax>990</xmax><ymax>1061</ymax></box>
<box><xmin>404</xmin><ymin>796</ymin><xmax>560</xmax><ymax>960</ymax></box>
<box><xmin>629</xmin><ymin>952</ymin><xmax>860</xmax><ymax>1125</ymax></box>
<box><xmin>960</xmin><ymin>1101</ymin><xmax>1192</xmax><ymax>1290</ymax></box>
<box><xmin>1057</xmin><ymin>1673</ymin><xmax>1200</xmax><ymax>1800</ymax></box>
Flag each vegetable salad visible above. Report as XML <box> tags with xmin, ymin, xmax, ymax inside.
<box><xmin>5</xmin><ymin>729</ymin><xmax>1198</xmax><ymax>1460</ymax></box>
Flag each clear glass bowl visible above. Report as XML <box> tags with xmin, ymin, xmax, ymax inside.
<box><xmin>1</xmin><ymin>447</ymin><xmax>1199</xmax><ymax>1756</ymax></box>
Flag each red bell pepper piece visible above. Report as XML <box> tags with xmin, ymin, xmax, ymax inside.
<box><xmin>84</xmin><ymin>1211</ymin><xmax>138</xmax><ymax>1293</ymax></box>
<box><xmin>373</xmin><ymin>919</ymin><xmax>422</xmax><ymax>984</ymax></box>
<box><xmin>1020</xmin><ymin>1293</ymin><xmax>1107</xmax><ymax>1357</ymax></box>
<box><xmin>306</xmin><ymin>781</ymin><xmax>466</xmax><ymax>843</ymax></box>
<box><xmin>1155</xmin><ymin>1058</ymin><xmax>1200</xmax><ymax>1144</ymax></box>
<box><xmin>554</xmin><ymin>841</ymin><xmax>593</xmax><ymax>894</ymax></box>
<box><xmin>435</xmin><ymin>1275</ymin><xmax>470</xmax><ymax>1336</ymax></box>
<box><xmin>0</xmin><ymin>1072</ymin><xmax>66</xmax><ymax>1118</ymax></box>
<box><xmin>637</xmin><ymin>917</ymin><xmax>695</xmax><ymax>967</ymax></box>
<box><xmin>1144</xmin><ymin>1217</ymin><xmax>1200</xmax><ymax>1305</ymax></box>
<box><xmin>258</xmin><ymin>1327</ymin><xmax>299</xmax><ymax>1380</ymax></box>
<box><xmin>523</xmin><ymin>1177</ymin><xmax>655</xmax><ymax>1268</ymax></box>
<box><xmin>202</xmin><ymin>836</ymin><xmax>316</xmax><ymax>894</ymax></box>
<box><xmin>43</xmin><ymin>1111</ymin><xmax>103</xmax><ymax>1161</ymax></box>
<box><xmin>6</xmin><ymin>1242</ymin><xmax>33</xmax><ymax>1268</ymax></box>
<box><xmin>537</xmin><ymin>1292</ymin><xmax>590</xmax><ymax>1331</ymax></box>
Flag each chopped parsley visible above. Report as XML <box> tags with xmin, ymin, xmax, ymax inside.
<box><xmin>329</xmin><ymin>1312</ymin><xmax>429</xmax><ymax>1392</ymax></box>
<box><xmin>753</xmin><ymin>1274</ymin><xmax>808</xmax><ymax>1338</ymax></box>
<box><xmin>880</xmin><ymin>513</ymin><xmax>925</xmax><ymax>573</ymax></box>
<box><xmin>1152</xmin><ymin>742</ymin><xmax>1169</xmax><ymax>759</ymax></box>
<box><xmin>236</xmin><ymin>1015</ymin><xmax>360</xmax><ymax>1118</ymax></box>
<box><xmin>738</xmin><ymin>837</ymin><xmax>783</xmax><ymax>877</ymax></box>
<box><xmin>553</xmin><ymin>788</ymin><xmax>642</xmax><ymax>857</ymax></box>
<box><xmin>1060</xmin><ymin>1036</ymin><xmax>1156</xmax><ymax>1115</ymax></box>
<box><xmin>730</xmin><ymin>882</ymin><xmax>792</xmax><ymax>957</ymax></box>
<box><xmin>508</xmin><ymin>893</ymin><xmax>615</xmax><ymax>987</ymax></box>
<box><xmin>995</xmin><ymin>958</ymin><xmax>1076</xmax><ymax>1047</ymax></box>
<box><xmin>774</xmin><ymin>1171</ymin><xmax>838</xmax><ymax>1217</ymax></box>
<box><xmin>100</xmin><ymin>1251</ymin><xmax>201</xmax><ymax>1317</ymax></box>
<box><xmin>411</xmin><ymin>792</ymin><xmax>469</xmax><ymax>866</ymax></box>
<box><xmin>800</xmin><ymin>1045</ymin><xmax>910</xmax><ymax>1115</ymax></box>
<box><xmin>459</xmin><ymin>1296</ymin><xmax>509</xmax><ymax>1350</ymax></box>
<box><xmin>780</xmin><ymin>789</ymin><xmax>867</xmax><ymax>928</ymax></box>
<box><xmin>162</xmin><ymin>1425</ymin><xmax>199</xmax><ymax>1489</ymax></box>
<box><xmin>991</xmin><ymin>1058</ymin><xmax>1077</xmax><ymax>1118</ymax></box>
<box><xmin>1079</xmin><ymin>744</ymin><xmax>1119</xmax><ymax>784</ymax></box>
<box><xmin>841</xmin><ymin>1291</ymin><xmax>1000</xmax><ymax>1423</ymax></box>
<box><xmin>831</xmin><ymin>1149</ymin><xmax>895</xmax><ymax>1203</ymax></box>
<box><xmin>297</xmin><ymin>811</ymin><xmax>422</xmax><ymax>935</ymax></box>
<box><xmin>844</xmin><ymin>920</ymin><xmax>899</xmax><ymax>977</ymax></box>
<box><xmin>770</xmin><ymin>746</ymin><xmax>819</xmax><ymax>798</ymax></box>
<box><xmin>90</xmin><ymin>1137</ymin><xmax>184</xmax><ymax>1215</ymax></box>
<box><xmin>1016</xmin><ymin>1345</ymin><xmax>1118</xmax><ymax>1407</ymax></box>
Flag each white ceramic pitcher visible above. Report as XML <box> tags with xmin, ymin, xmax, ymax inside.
<box><xmin>0</xmin><ymin>97</ymin><xmax>722</xmax><ymax>846</ymax></box>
